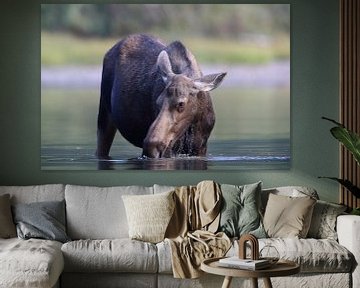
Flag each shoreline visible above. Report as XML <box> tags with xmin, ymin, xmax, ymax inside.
<box><xmin>41</xmin><ymin>61</ymin><xmax>290</xmax><ymax>89</ymax></box>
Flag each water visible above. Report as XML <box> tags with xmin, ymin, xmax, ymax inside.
<box><xmin>41</xmin><ymin>139</ymin><xmax>290</xmax><ymax>170</ymax></box>
<box><xmin>41</xmin><ymin>63</ymin><xmax>290</xmax><ymax>170</ymax></box>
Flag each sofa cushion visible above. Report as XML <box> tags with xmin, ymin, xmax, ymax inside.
<box><xmin>65</xmin><ymin>185</ymin><xmax>153</xmax><ymax>239</ymax></box>
<box><xmin>0</xmin><ymin>184</ymin><xmax>65</xmax><ymax>204</ymax></box>
<box><xmin>153</xmin><ymin>184</ymin><xmax>175</xmax><ymax>194</ymax></box>
<box><xmin>218</xmin><ymin>182</ymin><xmax>266</xmax><ymax>238</ymax></box>
<box><xmin>258</xmin><ymin>238</ymin><xmax>354</xmax><ymax>273</ymax></box>
<box><xmin>0</xmin><ymin>238</ymin><xmax>64</xmax><ymax>288</ymax></box>
<box><xmin>223</xmin><ymin>237</ymin><xmax>354</xmax><ymax>274</ymax></box>
<box><xmin>307</xmin><ymin>200</ymin><xmax>347</xmax><ymax>240</ymax></box>
<box><xmin>122</xmin><ymin>190</ymin><xmax>175</xmax><ymax>243</ymax></box>
<box><xmin>158</xmin><ymin>237</ymin><xmax>354</xmax><ymax>274</ymax></box>
<box><xmin>261</xmin><ymin>186</ymin><xmax>319</xmax><ymax>213</ymax></box>
<box><xmin>61</xmin><ymin>239</ymin><xmax>158</xmax><ymax>273</ymax></box>
<box><xmin>61</xmin><ymin>273</ymin><xmax>157</xmax><ymax>288</ymax></box>
<box><xmin>0</xmin><ymin>194</ymin><xmax>16</xmax><ymax>238</ymax></box>
<box><xmin>156</xmin><ymin>240</ymin><xmax>173</xmax><ymax>274</ymax></box>
<box><xmin>263</xmin><ymin>193</ymin><xmax>316</xmax><ymax>238</ymax></box>
<box><xmin>12</xmin><ymin>200</ymin><xmax>70</xmax><ymax>243</ymax></box>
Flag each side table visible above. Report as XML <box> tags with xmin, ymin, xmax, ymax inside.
<box><xmin>201</xmin><ymin>257</ymin><xmax>300</xmax><ymax>288</ymax></box>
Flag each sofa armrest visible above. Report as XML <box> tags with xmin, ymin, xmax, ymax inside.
<box><xmin>337</xmin><ymin>215</ymin><xmax>360</xmax><ymax>288</ymax></box>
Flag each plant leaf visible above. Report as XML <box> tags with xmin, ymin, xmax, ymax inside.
<box><xmin>330</xmin><ymin>126</ymin><xmax>360</xmax><ymax>165</ymax></box>
<box><xmin>322</xmin><ymin>116</ymin><xmax>344</xmax><ymax>127</ymax></box>
<box><xmin>318</xmin><ymin>177</ymin><xmax>360</xmax><ymax>198</ymax></box>
<box><xmin>322</xmin><ymin>117</ymin><xmax>360</xmax><ymax>165</ymax></box>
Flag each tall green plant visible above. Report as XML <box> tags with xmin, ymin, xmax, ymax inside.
<box><xmin>319</xmin><ymin>117</ymin><xmax>360</xmax><ymax>199</ymax></box>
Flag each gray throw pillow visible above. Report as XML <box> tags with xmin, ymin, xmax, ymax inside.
<box><xmin>12</xmin><ymin>200</ymin><xmax>70</xmax><ymax>243</ymax></box>
<box><xmin>218</xmin><ymin>182</ymin><xmax>266</xmax><ymax>238</ymax></box>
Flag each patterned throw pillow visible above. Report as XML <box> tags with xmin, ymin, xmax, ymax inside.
<box><xmin>122</xmin><ymin>190</ymin><xmax>175</xmax><ymax>243</ymax></box>
<box><xmin>307</xmin><ymin>200</ymin><xmax>347</xmax><ymax>240</ymax></box>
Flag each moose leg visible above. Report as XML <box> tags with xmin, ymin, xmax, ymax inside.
<box><xmin>96</xmin><ymin>109</ymin><xmax>117</xmax><ymax>159</ymax></box>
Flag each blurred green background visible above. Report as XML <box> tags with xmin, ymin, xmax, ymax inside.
<box><xmin>41</xmin><ymin>4</ymin><xmax>290</xmax><ymax>66</ymax></box>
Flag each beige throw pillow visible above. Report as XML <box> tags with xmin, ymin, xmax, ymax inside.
<box><xmin>263</xmin><ymin>193</ymin><xmax>316</xmax><ymax>238</ymax></box>
<box><xmin>0</xmin><ymin>194</ymin><xmax>17</xmax><ymax>238</ymax></box>
<box><xmin>122</xmin><ymin>191</ymin><xmax>175</xmax><ymax>243</ymax></box>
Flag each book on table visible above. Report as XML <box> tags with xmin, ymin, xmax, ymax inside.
<box><xmin>218</xmin><ymin>257</ymin><xmax>271</xmax><ymax>270</ymax></box>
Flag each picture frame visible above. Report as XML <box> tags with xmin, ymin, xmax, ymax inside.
<box><xmin>41</xmin><ymin>4</ymin><xmax>290</xmax><ymax>171</ymax></box>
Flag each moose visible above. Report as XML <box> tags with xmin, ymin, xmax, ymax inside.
<box><xmin>96</xmin><ymin>34</ymin><xmax>226</xmax><ymax>159</ymax></box>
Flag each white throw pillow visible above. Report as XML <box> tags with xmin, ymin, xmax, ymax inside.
<box><xmin>122</xmin><ymin>191</ymin><xmax>175</xmax><ymax>243</ymax></box>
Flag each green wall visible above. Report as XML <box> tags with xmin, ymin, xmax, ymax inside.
<box><xmin>0</xmin><ymin>0</ymin><xmax>340</xmax><ymax>202</ymax></box>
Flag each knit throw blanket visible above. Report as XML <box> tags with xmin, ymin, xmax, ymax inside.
<box><xmin>165</xmin><ymin>181</ymin><xmax>231</xmax><ymax>278</ymax></box>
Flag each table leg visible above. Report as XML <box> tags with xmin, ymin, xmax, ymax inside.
<box><xmin>222</xmin><ymin>276</ymin><xmax>233</xmax><ymax>288</ymax></box>
<box><xmin>251</xmin><ymin>278</ymin><xmax>258</xmax><ymax>288</ymax></box>
<box><xmin>263</xmin><ymin>277</ymin><xmax>273</xmax><ymax>288</ymax></box>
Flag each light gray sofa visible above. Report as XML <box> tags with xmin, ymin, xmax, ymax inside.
<box><xmin>0</xmin><ymin>183</ymin><xmax>359</xmax><ymax>288</ymax></box>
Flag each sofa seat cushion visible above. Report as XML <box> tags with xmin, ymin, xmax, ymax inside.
<box><xmin>156</xmin><ymin>240</ymin><xmax>173</xmax><ymax>274</ymax></box>
<box><xmin>61</xmin><ymin>273</ymin><xmax>157</xmax><ymax>288</ymax></box>
<box><xmin>157</xmin><ymin>238</ymin><xmax>354</xmax><ymax>274</ymax></box>
<box><xmin>61</xmin><ymin>239</ymin><xmax>158</xmax><ymax>273</ymax></box>
<box><xmin>0</xmin><ymin>238</ymin><xmax>64</xmax><ymax>288</ymax></box>
<box><xmin>261</xmin><ymin>238</ymin><xmax>353</xmax><ymax>272</ymax></box>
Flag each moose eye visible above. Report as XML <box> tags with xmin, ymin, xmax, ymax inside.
<box><xmin>176</xmin><ymin>102</ymin><xmax>185</xmax><ymax>113</ymax></box>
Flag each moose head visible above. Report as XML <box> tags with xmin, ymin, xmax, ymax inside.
<box><xmin>142</xmin><ymin>50</ymin><xmax>226</xmax><ymax>158</ymax></box>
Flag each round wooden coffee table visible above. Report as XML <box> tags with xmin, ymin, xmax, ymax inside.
<box><xmin>201</xmin><ymin>257</ymin><xmax>300</xmax><ymax>288</ymax></box>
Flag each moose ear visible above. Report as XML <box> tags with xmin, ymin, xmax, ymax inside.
<box><xmin>194</xmin><ymin>72</ymin><xmax>227</xmax><ymax>92</ymax></box>
<box><xmin>157</xmin><ymin>50</ymin><xmax>174</xmax><ymax>83</ymax></box>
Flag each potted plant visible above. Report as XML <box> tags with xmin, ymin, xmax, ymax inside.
<box><xmin>320</xmin><ymin>117</ymin><xmax>360</xmax><ymax>215</ymax></box>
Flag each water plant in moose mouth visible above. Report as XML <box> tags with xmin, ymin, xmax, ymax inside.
<box><xmin>319</xmin><ymin>117</ymin><xmax>360</xmax><ymax>215</ymax></box>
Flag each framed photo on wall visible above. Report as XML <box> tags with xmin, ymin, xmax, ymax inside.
<box><xmin>41</xmin><ymin>4</ymin><xmax>290</xmax><ymax>170</ymax></box>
